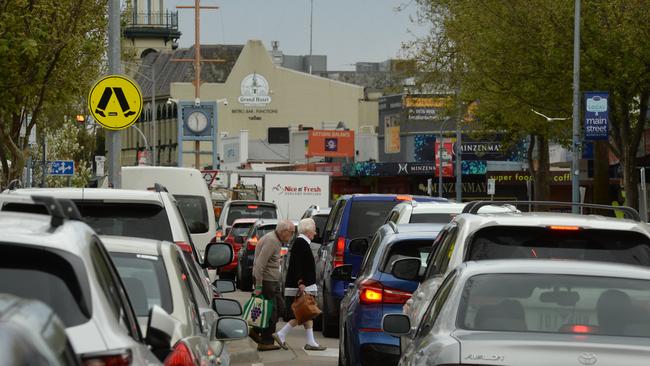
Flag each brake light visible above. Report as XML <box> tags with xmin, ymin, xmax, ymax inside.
<box><xmin>359</xmin><ymin>280</ymin><xmax>412</xmax><ymax>305</ymax></box>
<box><xmin>174</xmin><ymin>241</ymin><xmax>193</xmax><ymax>253</ymax></box>
<box><xmin>246</xmin><ymin>236</ymin><xmax>258</xmax><ymax>251</ymax></box>
<box><xmin>395</xmin><ymin>195</ymin><xmax>412</xmax><ymax>201</ymax></box>
<box><xmin>215</xmin><ymin>230</ymin><xmax>223</xmax><ymax>240</ymax></box>
<box><xmin>549</xmin><ymin>225</ymin><xmax>581</xmax><ymax>231</ymax></box>
<box><xmin>334</xmin><ymin>236</ymin><xmax>345</xmax><ymax>268</ymax></box>
<box><xmin>560</xmin><ymin>324</ymin><xmax>597</xmax><ymax>334</ymax></box>
<box><xmin>247</xmin><ymin>205</ymin><xmax>258</xmax><ymax>209</ymax></box>
<box><xmin>81</xmin><ymin>348</ymin><xmax>132</xmax><ymax>366</ymax></box>
<box><xmin>164</xmin><ymin>341</ymin><xmax>195</xmax><ymax>366</ymax></box>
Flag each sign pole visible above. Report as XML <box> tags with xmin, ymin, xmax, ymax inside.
<box><xmin>571</xmin><ymin>0</ymin><xmax>581</xmax><ymax>213</ymax></box>
<box><xmin>107</xmin><ymin>0</ymin><xmax>121</xmax><ymax>188</ymax></box>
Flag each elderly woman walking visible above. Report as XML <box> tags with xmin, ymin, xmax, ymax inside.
<box><xmin>272</xmin><ymin>218</ymin><xmax>327</xmax><ymax>351</ymax></box>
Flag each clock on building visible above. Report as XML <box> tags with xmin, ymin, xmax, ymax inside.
<box><xmin>186</xmin><ymin>111</ymin><xmax>209</xmax><ymax>134</ymax></box>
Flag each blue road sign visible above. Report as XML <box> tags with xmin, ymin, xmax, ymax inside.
<box><xmin>49</xmin><ymin>160</ymin><xmax>75</xmax><ymax>176</ymax></box>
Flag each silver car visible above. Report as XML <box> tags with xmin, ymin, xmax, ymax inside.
<box><xmin>385</xmin><ymin>259</ymin><xmax>650</xmax><ymax>366</ymax></box>
<box><xmin>102</xmin><ymin>236</ymin><xmax>243</xmax><ymax>365</ymax></box>
<box><xmin>402</xmin><ymin>203</ymin><xmax>650</xmax><ymax>351</ymax></box>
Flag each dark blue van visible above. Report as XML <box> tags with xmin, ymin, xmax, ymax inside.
<box><xmin>315</xmin><ymin>194</ymin><xmax>443</xmax><ymax>337</ymax></box>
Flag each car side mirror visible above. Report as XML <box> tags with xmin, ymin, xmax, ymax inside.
<box><xmin>211</xmin><ymin>316</ymin><xmax>248</xmax><ymax>341</ymax></box>
<box><xmin>331</xmin><ymin>264</ymin><xmax>353</xmax><ymax>282</ymax></box>
<box><xmin>213</xmin><ymin>279</ymin><xmax>236</xmax><ymax>294</ymax></box>
<box><xmin>145</xmin><ymin>305</ymin><xmax>178</xmax><ymax>352</ymax></box>
<box><xmin>212</xmin><ymin>298</ymin><xmax>243</xmax><ymax>316</ymax></box>
<box><xmin>203</xmin><ymin>242</ymin><xmax>233</xmax><ymax>269</ymax></box>
<box><xmin>382</xmin><ymin>314</ymin><xmax>412</xmax><ymax>337</ymax></box>
<box><xmin>391</xmin><ymin>258</ymin><xmax>422</xmax><ymax>281</ymax></box>
<box><xmin>348</xmin><ymin>237</ymin><xmax>369</xmax><ymax>256</ymax></box>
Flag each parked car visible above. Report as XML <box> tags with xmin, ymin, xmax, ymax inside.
<box><xmin>219</xmin><ymin>218</ymin><xmax>258</xmax><ymax>279</ymax></box>
<box><xmin>0</xmin><ymin>294</ymin><xmax>80</xmax><ymax>366</ymax></box>
<box><xmin>385</xmin><ymin>260</ymin><xmax>650</xmax><ymax>366</ymax></box>
<box><xmin>316</xmin><ymin>194</ymin><xmax>444</xmax><ymax>337</ymax></box>
<box><xmin>235</xmin><ymin>219</ymin><xmax>282</xmax><ymax>291</ymax></box>
<box><xmin>402</xmin><ymin>201</ymin><xmax>650</xmax><ymax>351</ymax></box>
<box><xmin>0</xmin><ymin>198</ymin><xmax>170</xmax><ymax>364</ymax></box>
<box><xmin>384</xmin><ymin>201</ymin><xmax>465</xmax><ymax>225</ymax></box>
<box><xmin>3</xmin><ymin>187</ymin><xmax>215</xmax><ymax>307</ymax></box>
<box><xmin>102</xmin><ymin>235</ymin><xmax>242</xmax><ymax>365</ymax></box>
<box><xmin>122</xmin><ymin>166</ymin><xmax>217</xmax><ymax>258</ymax></box>
<box><xmin>217</xmin><ymin>200</ymin><xmax>280</xmax><ymax>237</ymax></box>
<box><xmin>301</xmin><ymin>205</ymin><xmax>331</xmax><ymax>248</ymax></box>
<box><xmin>338</xmin><ymin>223</ymin><xmax>443</xmax><ymax>366</ymax></box>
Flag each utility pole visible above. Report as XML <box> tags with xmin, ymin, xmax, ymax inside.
<box><xmin>107</xmin><ymin>0</ymin><xmax>121</xmax><ymax>187</ymax></box>
<box><xmin>309</xmin><ymin>0</ymin><xmax>314</xmax><ymax>74</ymax></box>
<box><xmin>152</xmin><ymin>65</ymin><xmax>156</xmax><ymax>166</ymax></box>
<box><xmin>174</xmin><ymin>0</ymin><xmax>222</xmax><ymax>169</ymax></box>
<box><xmin>571</xmin><ymin>0</ymin><xmax>581</xmax><ymax>213</ymax></box>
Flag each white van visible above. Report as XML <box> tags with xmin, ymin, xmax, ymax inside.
<box><xmin>122</xmin><ymin>166</ymin><xmax>216</xmax><ymax>256</ymax></box>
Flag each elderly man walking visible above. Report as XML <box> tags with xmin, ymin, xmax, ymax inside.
<box><xmin>251</xmin><ymin>219</ymin><xmax>295</xmax><ymax>351</ymax></box>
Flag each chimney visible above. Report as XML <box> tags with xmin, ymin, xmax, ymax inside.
<box><xmin>272</xmin><ymin>41</ymin><xmax>279</xmax><ymax>51</ymax></box>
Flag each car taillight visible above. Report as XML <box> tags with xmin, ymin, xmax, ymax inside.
<box><xmin>548</xmin><ymin>225</ymin><xmax>581</xmax><ymax>231</ymax></box>
<box><xmin>81</xmin><ymin>348</ymin><xmax>132</xmax><ymax>366</ymax></box>
<box><xmin>247</xmin><ymin>236</ymin><xmax>258</xmax><ymax>251</ymax></box>
<box><xmin>359</xmin><ymin>279</ymin><xmax>412</xmax><ymax>305</ymax></box>
<box><xmin>174</xmin><ymin>241</ymin><xmax>193</xmax><ymax>253</ymax></box>
<box><xmin>333</xmin><ymin>236</ymin><xmax>345</xmax><ymax>268</ymax></box>
<box><xmin>215</xmin><ymin>230</ymin><xmax>223</xmax><ymax>240</ymax></box>
<box><xmin>164</xmin><ymin>341</ymin><xmax>195</xmax><ymax>366</ymax></box>
<box><xmin>247</xmin><ymin>205</ymin><xmax>258</xmax><ymax>209</ymax></box>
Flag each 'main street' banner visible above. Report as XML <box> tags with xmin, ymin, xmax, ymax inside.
<box><xmin>584</xmin><ymin>91</ymin><xmax>609</xmax><ymax>140</ymax></box>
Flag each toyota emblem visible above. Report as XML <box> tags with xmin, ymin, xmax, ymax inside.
<box><xmin>578</xmin><ymin>352</ymin><xmax>597</xmax><ymax>365</ymax></box>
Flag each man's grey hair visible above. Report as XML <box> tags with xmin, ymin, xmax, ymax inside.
<box><xmin>298</xmin><ymin>218</ymin><xmax>316</xmax><ymax>235</ymax></box>
<box><xmin>276</xmin><ymin>219</ymin><xmax>295</xmax><ymax>233</ymax></box>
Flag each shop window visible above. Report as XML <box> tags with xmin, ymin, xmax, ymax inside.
<box><xmin>268</xmin><ymin>127</ymin><xmax>289</xmax><ymax>144</ymax></box>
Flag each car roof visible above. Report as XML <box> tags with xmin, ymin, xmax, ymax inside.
<box><xmin>255</xmin><ymin>219</ymin><xmax>278</xmax><ymax>226</ymax></box>
<box><xmin>395</xmin><ymin>223</ymin><xmax>446</xmax><ymax>234</ymax></box>
<box><xmin>410</xmin><ymin>202</ymin><xmax>466</xmax><ymax>213</ymax></box>
<box><xmin>455</xmin><ymin>211</ymin><xmax>648</xmax><ymax>231</ymax></box>
<box><xmin>100</xmin><ymin>235</ymin><xmax>163</xmax><ymax>256</ymax></box>
<box><xmin>8</xmin><ymin>188</ymin><xmax>165</xmax><ymax>203</ymax></box>
<box><xmin>460</xmin><ymin>259</ymin><xmax>650</xmax><ymax>280</ymax></box>
<box><xmin>338</xmin><ymin>194</ymin><xmax>448</xmax><ymax>202</ymax></box>
<box><xmin>232</xmin><ymin>218</ymin><xmax>259</xmax><ymax>225</ymax></box>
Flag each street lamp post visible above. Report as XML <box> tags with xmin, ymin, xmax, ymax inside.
<box><xmin>571</xmin><ymin>0</ymin><xmax>582</xmax><ymax>213</ymax></box>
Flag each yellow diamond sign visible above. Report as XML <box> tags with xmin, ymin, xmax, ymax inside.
<box><xmin>88</xmin><ymin>75</ymin><xmax>143</xmax><ymax>130</ymax></box>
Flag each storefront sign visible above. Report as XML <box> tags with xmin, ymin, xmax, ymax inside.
<box><xmin>405</xmin><ymin>95</ymin><xmax>449</xmax><ymax>122</ymax></box>
<box><xmin>460</xmin><ymin>141</ymin><xmax>504</xmax><ymax>160</ymax></box>
<box><xmin>584</xmin><ymin>91</ymin><xmax>609</xmax><ymax>140</ymax></box>
<box><xmin>238</xmin><ymin>73</ymin><xmax>272</xmax><ymax>106</ymax></box>
<box><xmin>486</xmin><ymin>171</ymin><xmax>573</xmax><ymax>184</ymax></box>
<box><xmin>306</xmin><ymin>130</ymin><xmax>355</xmax><ymax>158</ymax></box>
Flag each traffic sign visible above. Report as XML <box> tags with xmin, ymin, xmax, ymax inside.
<box><xmin>88</xmin><ymin>75</ymin><xmax>143</xmax><ymax>130</ymax></box>
<box><xmin>487</xmin><ymin>178</ymin><xmax>496</xmax><ymax>196</ymax></box>
<box><xmin>50</xmin><ymin>160</ymin><xmax>75</xmax><ymax>176</ymax></box>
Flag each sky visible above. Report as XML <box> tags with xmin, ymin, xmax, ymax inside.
<box><xmin>165</xmin><ymin>0</ymin><xmax>428</xmax><ymax>71</ymax></box>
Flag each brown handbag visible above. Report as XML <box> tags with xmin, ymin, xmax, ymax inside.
<box><xmin>291</xmin><ymin>290</ymin><xmax>322</xmax><ymax>324</ymax></box>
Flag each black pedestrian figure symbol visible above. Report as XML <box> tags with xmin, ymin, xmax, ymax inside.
<box><xmin>94</xmin><ymin>87</ymin><xmax>136</xmax><ymax>118</ymax></box>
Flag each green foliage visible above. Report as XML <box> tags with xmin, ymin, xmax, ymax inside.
<box><xmin>0</xmin><ymin>0</ymin><xmax>108</xmax><ymax>187</ymax></box>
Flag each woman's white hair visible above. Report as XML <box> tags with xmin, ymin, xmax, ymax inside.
<box><xmin>298</xmin><ymin>218</ymin><xmax>316</xmax><ymax>234</ymax></box>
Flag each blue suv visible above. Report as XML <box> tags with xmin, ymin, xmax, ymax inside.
<box><xmin>315</xmin><ymin>194</ymin><xmax>443</xmax><ymax>337</ymax></box>
<box><xmin>338</xmin><ymin>223</ymin><xmax>442</xmax><ymax>366</ymax></box>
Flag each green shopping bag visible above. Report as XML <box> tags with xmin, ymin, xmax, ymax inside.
<box><xmin>243</xmin><ymin>294</ymin><xmax>274</xmax><ymax>329</ymax></box>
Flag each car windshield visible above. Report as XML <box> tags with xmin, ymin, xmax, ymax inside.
<box><xmin>410</xmin><ymin>213</ymin><xmax>456</xmax><ymax>224</ymax></box>
<box><xmin>75</xmin><ymin>202</ymin><xmax>174</xmax><ymax>241</ymax></box>
<box><xmin>109</xmin><ymin>252</ymin><xmax>173</xmax><ymax>317</ymax></box>
<box><xmin>175</xmin><ymin>195</ymin><xmax>209</xmax><ymax>233</ymax></box>
<box><xmin>459</xmin><ymin>273</ymin><xmax>650</xmax><ymax>337</ymax></box>
<box><xmin>0</xmin><ymin>245</ymin><xmax>90</xmax><ymax>327</ymax></box>
<box><xmin>347</xmin><ymin>201</ymin><xmax>399</xmax><ymax>239</ymax></box>
<box><xmin>468</xmin><ymin>226</ymin><xmax>650</xmax><ymax>266</ymax></box>
<box><xmin>226</xmin><ymin>204</ymin><xmax>277</xmax><ymax>225</ymax></box>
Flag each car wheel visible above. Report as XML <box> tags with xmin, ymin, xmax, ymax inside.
<box><xmin>338</xmin><ymin>324</ymin><xmax>350</xmax><ymax>366</ymax></box>
<box><xmin>321</xmin><ymin>291</ymin><xmax>339</xmax><ymax>338</ymax></box>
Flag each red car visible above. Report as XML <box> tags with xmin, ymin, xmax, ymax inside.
<box><xmin>218</xmin><ymin>218</ymin><xmax>257</xmax><ymax>277</ymax></box>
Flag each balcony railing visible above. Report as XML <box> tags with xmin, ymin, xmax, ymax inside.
<box><xmin>130</xmin><ymin>11</ymin><xmax>178</xmax><ymax>29</ymax></box>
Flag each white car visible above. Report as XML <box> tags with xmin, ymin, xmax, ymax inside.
<box><xmin>385</xmin><ymin>201</ymin><xmax>466</xmax><ymax>225</ymax></box>
<box><xmin>2</xmin><ymin>187</ymin><xmax>215</xmax><ymax>314</ymax></box>
<box><xmin>399</xmin><ymin>201</ymin><xmax>650</xmax><ymax>352</ymax></box>
<box><xmin>0</xmin><ymin>197</ymin><xmax>167</xmax><ymax>365</ymax></box>
<box><xmin>102</xmin><ymin>236</ymin><xmax>243</xmax><ymax>366</ymax></box>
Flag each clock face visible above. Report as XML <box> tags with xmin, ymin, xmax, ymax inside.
<box><xmin>187</xmin><ymin>111</ymin><xmax>208</xmax><ymax>133</ymax></box>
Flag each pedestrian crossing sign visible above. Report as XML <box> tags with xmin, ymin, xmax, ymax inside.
<box><xmin>88</xmin><ymin>75</ymin><xmax>143</xmax><ymax>130</ymax></box>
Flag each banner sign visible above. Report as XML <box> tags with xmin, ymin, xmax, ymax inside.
<box><xmin>405</xmin><ymin>96</ymin><xmax>449</xmax><ymax>122</ymax></box>
<box><xmin>307</xmin><ymin>130</ymin><xmax>355</xmax><ymax>158</ymax></box>
<box><xmin>584</xmin><ymin>91</ymin><xmax>609</xmax><ymax>140</ymax></box>
<box><xmin>434</xmin><ymin>139</ymin><xmax>455</xmax><ymax>177</ymax></box>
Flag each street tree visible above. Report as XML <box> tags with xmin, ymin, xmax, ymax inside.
<box><xmin>407</xmin><ymin>0</ymin><xmax>650</xmax><ymax>207</ymax></box>
<box><xmin>0</xmin><ymin>0</ymin><xmax>107</xmax><ymax>188</ymax></box>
